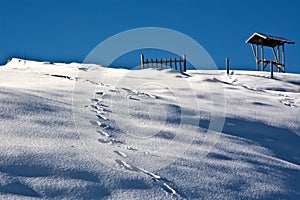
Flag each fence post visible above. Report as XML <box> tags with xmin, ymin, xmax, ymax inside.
<box><xmin>226</xmin><ymin>58</ymin><xmax>229</xmax><ymax>74</ymax></box>
<box><xmin>141</xmin><ymin>54</ymin><xmax>144</xmax><ymax>69</ymax></box>
<box><xmin>183</xmin><ymin>54</ymin><xmax>187</xmax><ymax>72</ymax></box>
<box><xmin>146</xmin><ymin>59</ymin><xmax>149</xmax><ymax>68</ymax></box>
<box><xmin>166</xmin><ymin>59</ymin><xmax>168</xmax><ymax>69</ymax></box>
<box><xmin>179</xmin><ymin>57</ymin><xmax>182</xmax><ymax>72</ymax></box>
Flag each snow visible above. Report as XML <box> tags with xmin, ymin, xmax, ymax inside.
<box><xmin>0</xmin><ymin>58</ymin><xmax>299</xmax><ymax>199</ymax></box>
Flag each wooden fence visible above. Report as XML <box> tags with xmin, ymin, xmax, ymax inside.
<box><xmin>141</xmin><ymin>54</ymin><xmax>187</xmax><ymax>72</ymax></box>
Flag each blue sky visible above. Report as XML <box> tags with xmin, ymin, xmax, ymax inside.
<box><xmin>0</xmin><ymin>0</ymin><xmax>299</xmax><ymax>73</ymax></box>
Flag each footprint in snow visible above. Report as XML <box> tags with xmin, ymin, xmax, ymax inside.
<box><xmin>90</xmin><ymin>98</ymin><xmax>101</xmax><ymax>102</ymax></box>
<box><xmin>96</xmin><ymin>114</ymin><xmax>108</xmax><ymax>121</ymax></box>
<box><xmin>280</xmin><ymin>97</ymin><xmax>296</xmax><ymax>107</ymax></box>
<box><xmin>137</xmin><ymin>92</ymin><xmax>157</xmax><ymax>99</ymax></box>
<box><xmin>113</xmin><ymin>150</ymin><xmax>127</xmax><ymax>158</ymax></box>
<box><xmin>242</xmin><ymin>85</ymin><xmax>265</xmax><ymax>92</ymax></box>
<box><xmin>90</xmin><ymin>120</ymin><xmax>107</xmax><ymax>127</ymax></box>
<box><xmin>122</xmin><ymin>87</ymin><xmax>132</xmax><ymax>92</ymax></box>
<box><xmin>126</xmin><ymin>95</ymin><xmax>140</xmax><ymax>101</ymax></box>
<box><xmin>95</xmin><ymin>91</ymin><xmax>105</xmax><ymax>95</ymax></box>
<box><xmin>97</xmin><ymin>130</ymin><xmax>110</xmax><ymax>137</ymax></box>
<box><xmin>125</xmin><ymin>146</ymin><xmax>138</xmax><ymax>151</ymax></box>
<box><xmin>115</xmin><ymin>159</ymin><xmax>181</xmax><ymax>198</ymax></box>
<box><xmin>97</xmin><ymin>138</ymin><xmax>124</xmax><ymax>145</ymax></box>
<box><xmin>90</xmin><ymin>104</ymin><xmax>103</xmax><ymax>111</ymax></box>
<box><xmin>115</xmin><ymin>159</ymin><xmax>139</xmax><ymax>171</ymax></box>
<box><xmin>97</xmin><ymin>138</ymin><xmax>111</xmax><ymax>144</ymax></box>
<box><xmin>278</xmin><ymin>94</ymin><xmax>296</xmax><ymax>107</ymax></box>
<box><xmin>122</xmin><ymin>87</ymin><xmax>157</xmax><ymax>99</ymax></box>
<box><xmin>109</xmin><ymin>89</ymin><xmax>119</xmax><ymax>93</ymax></box>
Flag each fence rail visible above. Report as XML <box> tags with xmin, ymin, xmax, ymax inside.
<box><xmin>141</xmin><ymin>54</ymin><xmax>186</xmax><ymax>72</ymax></box>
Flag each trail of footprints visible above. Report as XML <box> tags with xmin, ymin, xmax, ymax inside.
<box><xmin>89</xmin><ymin>84</ymin><xmax>181</xmax><ymax>198</ymax></box>
<box><xmin>222</xmin><ymin>75</ymin><xmax>297</xmax><ymax>108</ymax></box>
<box><xmin>232</xmin><ymin>82</ymin><xmax>297</xmax><ymax>108</ymax></box>
<box><xmin>279</xmin><ymin>94</ymin><xmax>296</xmax><ymax>107</ymax></box>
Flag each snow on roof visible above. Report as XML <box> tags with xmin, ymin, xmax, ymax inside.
<box><xmin>246</xmin><ymin>32</ymin><xmax>295</xmax><ymax>47</ymax></box>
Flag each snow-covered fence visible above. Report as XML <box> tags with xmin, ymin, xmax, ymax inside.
<box><xmin>141</xmin><ymin>54</ymin><xmax>186</xmax><ymax>72</ymax></box>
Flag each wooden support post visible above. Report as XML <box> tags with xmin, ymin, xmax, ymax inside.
<box><xmin>251</xmin><ymin>44</ymin><xmax>258</xmax><ymax>71</ymax></box>
<box><xmin>277</xmin><ymin>45</ymin><xmax>281</xmax><ymax>72</ymax></box>
<box><xmin>272</xmin><ymin>47</ymin><xmax>278</xmax><ymax>63</ymax></box>
<box><xmin>160</xmin><ymin>58</ymin><xmax>163</xmax><ymax>69</ymax></box>
<box><xmin>183</xmin><ymin>54</ymin><xmax>186</xmax><ymax>72</ymax></box>
<box><xmin>270</xmin><ymin>61</ymin><xmax>274</xmax><ymax>79</ymax></box>
<box><xmin>156</xmin><ymin>58</ymin><xmax>158</xmax><ymax>69</ymax></box>
<box><xmin>174</xmin><ymin>58</ymin><xmax>177</xmax><ymax>70</ymax></box>
<box><xmin>277</xmin><ymin>45</ymin><xmax>280</xmax><ymax>64</ymax></box>
<box><xmin>141</xmin><ymin>54</ymin><xmax>144</xmax><ymax>69</ymax></box>
<box><xmin>170</xmin><ymin>58</ymin><xmax>172</xmax><ymax>69</ymax></box>
<box><xmin>256</xmin><ymin>44</ymin><xmax>259</xmax><ymax>71</ymax></box>
<box><xmin>282</xmin><ymin>44</ymin><xmax>285</xmax><ymax>72</ymax></box>
<box><xmin>271</xmin><ymin>47</ymin><xmax>280</xmax><ymax>72</ymax></box>
<box><xmin>151</xmin><ymin>59</ymin><xmax>153</xmax><ymax>68</ymax></box>
<box><xmin>261</xmin><ymin>44</ymin><xmax>264</xmax><ymax>71</ymax></box>
<box><xmin>226</xmin><ymin>58</ymin><xmax>229</xmax><ymax>74</ymax></box>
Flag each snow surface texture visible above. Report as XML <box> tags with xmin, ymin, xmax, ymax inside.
<box><xmin>0</xmin><ymin>58</ymin><xmax>299</xmax><ymax>199</ymax></box>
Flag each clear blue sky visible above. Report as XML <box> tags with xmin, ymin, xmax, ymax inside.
<box><xmin>0</xmin><ymin>0</ymin><xmax>299</xmax><ymax>73</ymax></box>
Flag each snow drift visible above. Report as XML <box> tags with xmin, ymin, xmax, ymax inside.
<box><xmin>0</xmin><ymin>58</ymin><xmax>299</xmax><ymax>199</ymax></box>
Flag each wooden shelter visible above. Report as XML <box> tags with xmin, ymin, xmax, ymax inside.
<box><xmin>246</xmin><ymin>32</ymin><xmax>294</xmax><ymax>73</ymax></box>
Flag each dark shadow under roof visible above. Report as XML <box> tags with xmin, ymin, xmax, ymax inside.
<box><xmin>246</xmin><ymin>32</ymin><xmax>295</xmax><ymax>47</ymax></box>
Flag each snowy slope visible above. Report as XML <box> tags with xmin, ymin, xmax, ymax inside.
<box><xmin>0</xmin><ymin>58</ymin><xmax>299</xmax><ymax>199</ymax></box>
